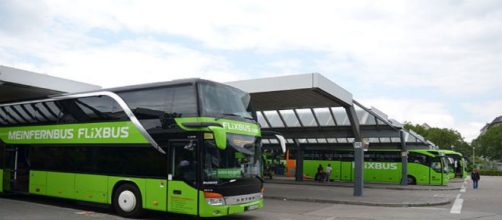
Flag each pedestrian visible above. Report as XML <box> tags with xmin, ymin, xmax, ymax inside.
<box><xmin>471</xmin><ymin>168</ymin><xmax>480</xmax><ymax>189</ymax></box>
<box><xmin>325</xmin><ymin>164</ymin><xmax>332</xmax><ymax>182</ymax></box>
<box><xmin>315</xmin><ymin>164</ymin><xmax>324</xmax><ymax>182</ymax></box>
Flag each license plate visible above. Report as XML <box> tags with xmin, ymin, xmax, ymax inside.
<box><xmin>245</xmin><ymin>205</ymin><xmax>259</xmax><ymax>211</ymax></box>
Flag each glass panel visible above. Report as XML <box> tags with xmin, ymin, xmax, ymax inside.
<box><xmin>45</xmin><ymin>102</ymin><xmax>61</xmax><ymax>118</ymax></box>
<box><xmin>298</xmin><ymin>139</ymin><xmax>307</xmax><ymax>143</ymax></box>
<box><xmin>270</xmin><ymin>139</ymin><xmax>279</xmax><ymax>144</ymax></box>
<box><xmin>307</xmin><ymin>138</ymin><xmax>317</xmax><ymax>144</ymax></box>
<box><xmin>313</xmin><ymin>108</ymin><xmax>335</xmax><ymax>126</ymax></box>
<box><xmin>365</xmin><ymin>114</ymin><xmax>377</xmax><ymax>125</ymax></box>
<box><xmin>337</xmin><ymin>138</ymin><xmax>348</xmax><ymax>143</ymax></box>
<box><xmin>379</xmin><ymin>137</ymin><xmax>391</xmax><ymax>143</ymax></box>
<box><xmin>0</xmin><ymin>108</ymin><xmax>10</xmax><ymax>124</ymax></box>
<box><xmin>369</xmin><ymin>137</ymin><xmax>380</xmax><ymax>143</ymax></box>
<box><xmin>347</xmin><ymin>138</ymin><xmax>355</xmax><ymax>143</ymax></box>
<box><xmin>203</xmin><ymin>135</ymin><xmax>261</xmax><ymax>183</ymax></box>
<box><xmin>279</xmin><ymin>110</ymin><xmax>301</xmax><ymax>127</ymax></box>
<box><xmin>263</xmin><ymin>111</ymin><xmax>285</xmax><ymax>128</ymax></box>
<box><xmin>29</xmin><ymin>103</ymin><xmax>49</xmax><ymax>122</ymax></box>
<box><xmin>286</xmin><ymin>139</ymin><xmax>295</xmax><ymax>144</ymax></box>
<box><xmin>199</xmin><ymin>82</ymin><xmax>252</xmax><ymax>119</ymax></box>
<box><xmin>34</xmin><ymin>103</ymin><xmax>58</xmax><ymax>122</ymax></box>
<box><xmin>355</xmin><ymin>107</ymin><xmax>369</xmax><ymax>125</ymax></box>
<box><xmin>327</xmin><ymin>138</ymin><xmax>337</xmax><ymax>143</ymax></box>
<box><xmin>13</xmin><ymin>105</ymin><xmax>34</xmax><ymax>123</ymax></box>
<box><xmin>391</xmin><ymin>137</ymin><xmax>401</xmax><ymax>143</ymax></box>
<box><xmin>296</xmin><ymin>108</ymin><xmax>316</xmax><ymax>127</ymax></box>
<box><xmin>332</xmin><ymin>107</ymin><xmax>350</xmax><ymax>125</ymax></box>
<box><xmin>256</xmin><ymin>111</ymin><xmax>269</xmax><ymax>128</ymax></box>
<box><xmin>317</xmin><ymin>138</ymin><xmax>327</xmax><ymax>144</ymax></box>
<box><xmin>262</xmin><ymin>139</ymin><xmax>271</xmax><ymax>144</ymax></box>
<box><xmin>4</xmin><ymin>106</ymin><xmax>25</xmax><ymax>123</ymax></box>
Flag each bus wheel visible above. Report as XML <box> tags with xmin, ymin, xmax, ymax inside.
<box><xmin>406</xmin><ymin>175</ymin><xmax>417</xmax><ymax>185</ymax></box>
<box><xmin>113</xmin><ymin>183</ymin><xmax>144</xmax><ymax>218</ymax></box>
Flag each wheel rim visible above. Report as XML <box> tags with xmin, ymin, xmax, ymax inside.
<box><xmin>407</xmin><ymin>177</ymin><xmax>414</xmax><ymax>184</ymax></box>
<box><xmin>118</xmin><ymin>190</ymin><xmax>137</xmax><ymax>212</ymax></box>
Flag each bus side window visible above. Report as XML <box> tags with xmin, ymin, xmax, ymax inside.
<box><xmin>408</xmin><ymin>152</ymin><xmax>427</xmax><ymax>166</ymax></box>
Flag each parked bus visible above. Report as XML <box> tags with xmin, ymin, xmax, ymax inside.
<box><xmin>0</xmin><ymin>79</ymin><xmax>266</xmax><ymax>218</ymax></box>
<box><xmin>437</xmin><ymin>150</ymin><xmax>468</xmax><ymax>179</ymax></box>
<box><xmin>285</xmin><ymin>149</ymin><xmax>449</xmax><ymax>185</ymax></box>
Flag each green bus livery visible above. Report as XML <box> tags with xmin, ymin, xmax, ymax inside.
<box><xmin>436</xmin><ymin>150</ymin><xmax>468</xmax><ymax>179</ymax></box>
<box><xmin>286</xmin><ymin>149</ymin><xmax>449</xmax><ymax>185</ymax></box>
<box><xmin>0</xmin><ymin>79</ymin><xmax>264</xmax><ymax>218</ymax></box>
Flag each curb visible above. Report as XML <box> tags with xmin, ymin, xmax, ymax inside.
<box><xmin>265</xmin><ymin>181</ymin><xmax>461</xmax><ymax>191</ymax></box>
<box><xmin>264</xmin><ymin>196</ymin><xmax>453</xmax><ymax>207</ymax></box>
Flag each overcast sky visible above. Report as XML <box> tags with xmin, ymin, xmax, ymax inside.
<box><xmin>1</xmin><ymin>0</ymin><xmax>501</xmax><ymax>142</ymax></box>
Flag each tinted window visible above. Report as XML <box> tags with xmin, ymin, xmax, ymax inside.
<box><xmin>57</xmin><ymin>96</ymin><xmax>127</xmax><ymax>123</ymax></box>
<box><xmin>199</xmin><ymin>82</ymin><xmax>253</xmax><ymax>119</ymax></box>
<box><xmin>0</xmin><ymin>143</ymin><xmax>4</xmax><ymax>168</ymax></box>
<box><xmin>30</xmin><ymin>145</ymin><xmax>166</xmax><ymax>178</ymax></box>
<box><xmin>408</xmin><ymin>152</ymin><xmax>429</xmax><ymax>166</ymax></box>
<box><xmin>0</xmin><ymin>108</ymin><xmax>10</xmax><ymax>125</ymax></box>
<box><xmin>118</xmin><ymin>85</ymin><xmax>197</xmax><ymax>130</ymax></box>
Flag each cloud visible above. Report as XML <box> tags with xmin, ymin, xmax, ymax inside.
<box><xmin>359</xmin><ymin>97</ymin><xmax>492</xmax><ymax>142</ymax></box>
<box><xmin>1</xmin><ymin>0</ymin><xmax>501</xmax><ymax>142</ymax></box>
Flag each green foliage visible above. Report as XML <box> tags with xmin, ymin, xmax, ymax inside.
<box><xmin>404</xmin><ymin>122</ymin><xmax>472</xmax><ymax>157</ymax></box>
<box><xmin>479</xmin><ymin>170</ymin><xmax>502</xmax><ymax>176</ymax></box>
<box><xmin>472</xmin><ymin>126</ymin><xmax>502</xmax><ymax>161</ymax></box>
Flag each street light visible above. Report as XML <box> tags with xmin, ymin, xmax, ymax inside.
<box><xmin>472</xmin><ymin>146</ymin><xmax>476</xmax><ymax>169</ymax></box>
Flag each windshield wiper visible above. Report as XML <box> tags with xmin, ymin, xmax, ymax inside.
<box><xmin>223</xmin><ymin>113</ymin><xmax>253</xmax><ymax>120</ymax></box>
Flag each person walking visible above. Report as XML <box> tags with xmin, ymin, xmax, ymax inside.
<box><xmin>471</xmin><ymin>168</ymin><xmax>480</xmax><ymax>189</ymax></box>
<box><xmin>325</xmin><ymin>164</ymin><xmax>332</xmax><ymax>182</ymax></box>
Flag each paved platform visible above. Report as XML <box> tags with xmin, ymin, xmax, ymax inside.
<box><xmin>264</xmin><ymin>177</ymin><xmax>466</xmax><ymax>207</ymax></box>
<box><xmin>266</xmin><ymin>176</ymin><xmax>462</xmax><ymax>190</ymax></box>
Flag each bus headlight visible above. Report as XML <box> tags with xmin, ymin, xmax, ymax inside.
<box><xmin>204</xmin><ymin>192</ymin><xmax>225</xmax><ymax>206</ymax></box>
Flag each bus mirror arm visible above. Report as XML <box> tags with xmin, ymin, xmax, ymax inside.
<box><xmin>208</xmin><ymin>126</ymin><xmax>227</xmax><ymax>150</ymax></box>
<box><xmin>261</xmin><ymin>131</ymin><xmax>287</xmax><ymax>153</ymax></box>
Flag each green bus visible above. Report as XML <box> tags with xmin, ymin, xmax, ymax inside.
<box><xmin>437</xmin><ymin>150</ymin><xmax>468</xmax><ymax>179</ymax></box>
<box><xmin>0</xmin><ymin>79</ymin><xmax>265</xmax><ymax>218</ymax></box>
<box><xmin>287</xmin><ymin>149</ymin><xmax>449</xmax><ymax>185</ymax></box>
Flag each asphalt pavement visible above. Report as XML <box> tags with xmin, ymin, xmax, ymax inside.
<box><xmin>0</xmin><ymin>176</ymin><xmax>501</xmax><ymax>220</ymax></box>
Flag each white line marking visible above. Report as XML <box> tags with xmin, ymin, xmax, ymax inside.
<box><xmin>450</xmin><ymin>194</ymin><xmax>463</xmax><ymax>214</ymax></box>
<box><xmin>460</xmin><ymin>186</ymin><xmax>466</xmax><ymax>193</ymax></box>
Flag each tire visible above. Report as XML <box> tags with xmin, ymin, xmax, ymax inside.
<box><xmin>113</xmin><ymin>183</ymin><xmax>144</xmax><ymax>218</ymax></box>
<box><xmin>406</xmin><ymin>175</ymin><xmax>417</xmax><ymax>185</ymax></box>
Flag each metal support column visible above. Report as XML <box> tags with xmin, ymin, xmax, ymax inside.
<box><xmin>294</xmin><ymin>139</ymin><xmax>304</xmax><ymax>181</ymax></box>
<box><xmin>346</xmin><ymin>105</ymin><xmax>363</xmax><ymax>196</ymax></box>
<box><xmin>400</xmin><ymin>130</ymin><xmax>408</xmax><ymax>185</ymax></box>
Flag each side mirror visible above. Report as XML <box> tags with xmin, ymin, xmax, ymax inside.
<box><xmin>274</xmin><ymin>134</ymin><xmax>287</xmax><ymax>153</ymax></box>
<box><xmin>208</xmin><ymin>126</ymin><xmax>227</xmax><ymax>150</ymax></box>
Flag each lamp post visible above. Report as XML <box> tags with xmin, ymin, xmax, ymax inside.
<box><xmin>472</xmin><ymin>146</ymin><xmax>476</xmax><ymax>169</ymax></box>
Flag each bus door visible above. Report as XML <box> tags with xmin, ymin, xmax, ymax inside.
<box><xmin>429</xmin><ymin>157</ymin><xmax>443</xmax><ymax>185</ymax></box>
<box><xmin>4</xmin><ymin>145</ymin><xmax>30</xmax><ymax>192</ymax></box>
<box><xmin>167</xmin><ymin>140</ymin><xmax>199</xmax><ymax>215</ymax></box>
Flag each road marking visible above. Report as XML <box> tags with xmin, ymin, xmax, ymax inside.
<box><xmin>460</xmin><ymin>186</ymin><xmax>466</xmax><ymax>193</ymax></box>
<box><xmin>450</xmin><ymin>193</ymin><xmax>463</xmax><ymax>214</ymax></box>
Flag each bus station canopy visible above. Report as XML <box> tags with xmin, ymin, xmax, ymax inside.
<box><xmin>0</xmin><ymin>65</ymin><xmax>100</xmax><ymax>103</ymax></box>
<box><xmin>228</xmin><ymin>73</ymin><xmax>430</xmax><ymax>149</ymax></box>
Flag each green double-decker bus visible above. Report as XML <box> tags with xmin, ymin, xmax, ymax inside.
<box><xmin>0</xmin><ymin>79</ymin><xmax>265</xmax><ymax>218</ymax></box>
<box><xmin>287</xmin><ymin>149</ymin><xmax>449</xmax><ymax>185</ymax></box>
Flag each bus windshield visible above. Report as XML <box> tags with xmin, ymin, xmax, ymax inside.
<box><xmin>203</xmin><ymin>134</ymin><xmax>261</xmax><ymax>184</ymax></box>
<box><xmin>198</xmin><ymin>82</ymin><xmax>253</xmax><ymax>119</ymax></box>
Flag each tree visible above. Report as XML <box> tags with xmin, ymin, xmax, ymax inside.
<box><xmin>472</xmin><ymin>125</ymin><xmax>502</xmax><ymax>161</ymax></box>
<box><xmin>404</xmin><ymin>122</ymin><xmax>472</xmax><ymax>158</ymax></box>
